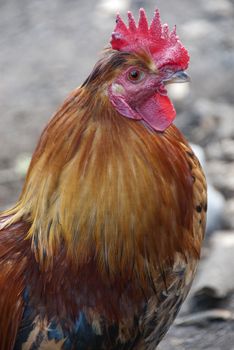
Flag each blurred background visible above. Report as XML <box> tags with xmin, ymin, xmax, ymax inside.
<box><xmin>0</xmin><ymin>0</ymin><xmax>234</xmax><ymax>348</ymax></box>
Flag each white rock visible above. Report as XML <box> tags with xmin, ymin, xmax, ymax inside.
<box><xmin>190</xmin><ymin>143</ymin><xmax>206</xmax><ymax>169</ymax></box>
<box><xmin>190</xmin><ymin>144</ymin><xmax>225</xmax><ymax>234</ymax></box>
<box><xmin>206</xmin><ymin>184</ymin><xmax>225</xmax><ymax>234</ymax></box>
<box><xmin>168</xmin><ymin>83</ymin><xmax>190</xmax><ymax>102</ymax></box>
<box><xmin>193</xmin><ymin>231</ymin><xmax>234</xmax><ymax>299</ymax></box>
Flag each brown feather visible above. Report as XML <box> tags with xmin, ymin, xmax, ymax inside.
<box><xmin>0</xmin><ymin>49</ymin><xmax>207</xmax><ymax>348</ymax></box>
<box><xmin>2</xmin><ymin>50</ymin><xmax>205</xmax><ymax>279</ymax></box>
<box><xmin>0</xmin><ymin>220</ymin><xmax>31</xmax><ymax>349</ymax></box>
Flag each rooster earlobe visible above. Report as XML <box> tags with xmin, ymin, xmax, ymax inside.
<box><xmin>108</xmin><ymin>85</ymin><xmax>141</xmax><ymax>121</ymax></box>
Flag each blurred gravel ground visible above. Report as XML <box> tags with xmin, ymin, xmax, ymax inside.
<box><xmin>0</xmin><ymin>0</ymin><xmax>234</xmax><ymax>349</ymax></box>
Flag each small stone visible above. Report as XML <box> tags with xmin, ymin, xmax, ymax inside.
<box><xmin>223</xmin><ymin>199</ymin><xmax>234</xmax><ymax>230</ymax></box>
<box><xmin>206</xmin><ymin>139</ymin><xmax>234</xmax><ymax>162</ymax></box>
<box><xmin>220</xmin><ymin>139</ymin><xmax>234</xmax><ymax>161</ymax></box>
<box><xmin>175</xmin><ymin>309</ymin><xmax>234</xmax><ymax>327</ymax></box>
<box><xmin>206</xmin><ymin>161</ymin><xmax>234</xmax><ymax>198</ymax></box>
<box><xmin>206</xmin><ymin>185</ymin><xmax>225</xmax><ymax>235</ymax></box>
<box><xmin>192</xmin><ymin>231</ymin><xmax>234</xmax><ymax>300</ymax></box>
<box><xmin>205</xmin><ymin>141</ymin><xmax>223</xmax><ymax>161</ymax></box>
<box><xmin>193</xmin><ymin>99</ymin><xmax>234</xmax><ymax>142</ymax></box>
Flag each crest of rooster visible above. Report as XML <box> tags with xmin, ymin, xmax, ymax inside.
<box><xmin>0</xmin><ymin>8</ymin><xmax>207</xmax><ymax>350</ymax></box>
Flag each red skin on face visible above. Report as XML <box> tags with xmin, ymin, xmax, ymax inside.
<box><xmin>108</xmin><ymin>66</ymin><xmax>176</xmax><ymax>132</ymax></box>
<box><xmin>109</xmin><ymin>8</ymin><xmax>189</xmax><ymax>131</ymax></box>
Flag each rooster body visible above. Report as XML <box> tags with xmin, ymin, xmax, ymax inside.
<box><xmin>0</xmin><ymin>9</ymin><xmax>206</xmax><ymax>350</ymax></box>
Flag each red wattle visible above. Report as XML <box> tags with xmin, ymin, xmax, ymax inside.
<box><xmin>136</xmin><ymin>93</ymin><xmax>176</xmax><ymax>132</ymax></box>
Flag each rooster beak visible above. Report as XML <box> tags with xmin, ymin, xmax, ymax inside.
<box><xmin>164</xmin><ymin>71</ymin><xmax>190</xmax><ymax>85</ymax></box>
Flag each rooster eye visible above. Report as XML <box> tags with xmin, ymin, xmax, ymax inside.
<box><xmin>128</xmin><ymin>69</ymin><xmax>145</xmax><ymax>83</ymax></box>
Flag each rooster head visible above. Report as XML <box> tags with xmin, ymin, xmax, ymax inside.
<box><xmin>108</xmin><ymin>8</ymin><xmax>190</xmax><ymax>132</ymax></box>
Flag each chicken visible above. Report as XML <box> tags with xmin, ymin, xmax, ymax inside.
<box><xmin>0</xmin><ymin>8</ymin><xmax>207</xmax><ymax>350</ymax></box>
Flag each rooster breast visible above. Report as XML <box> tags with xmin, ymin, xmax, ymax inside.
<box><xmin>12</xmin><ymin>115</ymin><xmax>206</xmax><ymax>349</ymax></box>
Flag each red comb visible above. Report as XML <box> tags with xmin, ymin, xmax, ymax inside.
<box><xmin>110</xmin><ymin>8</ymin><xmax>189</xmax><ymax>70</ymax></box>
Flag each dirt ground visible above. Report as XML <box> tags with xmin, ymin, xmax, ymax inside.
<box><xmin>0</xmin><ymin>0</ymin><xmax>234</xmax><ymax>349</ymax></box>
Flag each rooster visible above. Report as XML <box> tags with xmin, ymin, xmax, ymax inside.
<box><xmin>0</xmin><ymin>8</ymin><xmax>206</xmax><ymax>350</ymax></box>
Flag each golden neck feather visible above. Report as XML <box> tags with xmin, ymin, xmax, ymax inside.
<box><xmin>2</xmin><ymin>86</ymin><xmax>195</xmax><ymax>275</ymax></box>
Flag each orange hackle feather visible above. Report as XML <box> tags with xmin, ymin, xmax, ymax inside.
<box><xmin>3</xmin><ymin>55</ymin><xmax>197</xmax><ymax>275</ymax></box>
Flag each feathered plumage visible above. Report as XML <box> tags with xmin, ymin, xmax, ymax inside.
<box><xmin>0</xmin><ymin>8</ymin><xmax>206</xmax><ymax>350</ymax></box>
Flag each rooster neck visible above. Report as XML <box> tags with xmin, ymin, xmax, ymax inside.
<box><xmin>3</xmin><ymin>88</ymin><xmax>202</xmax><ymax>277</ymax></box>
